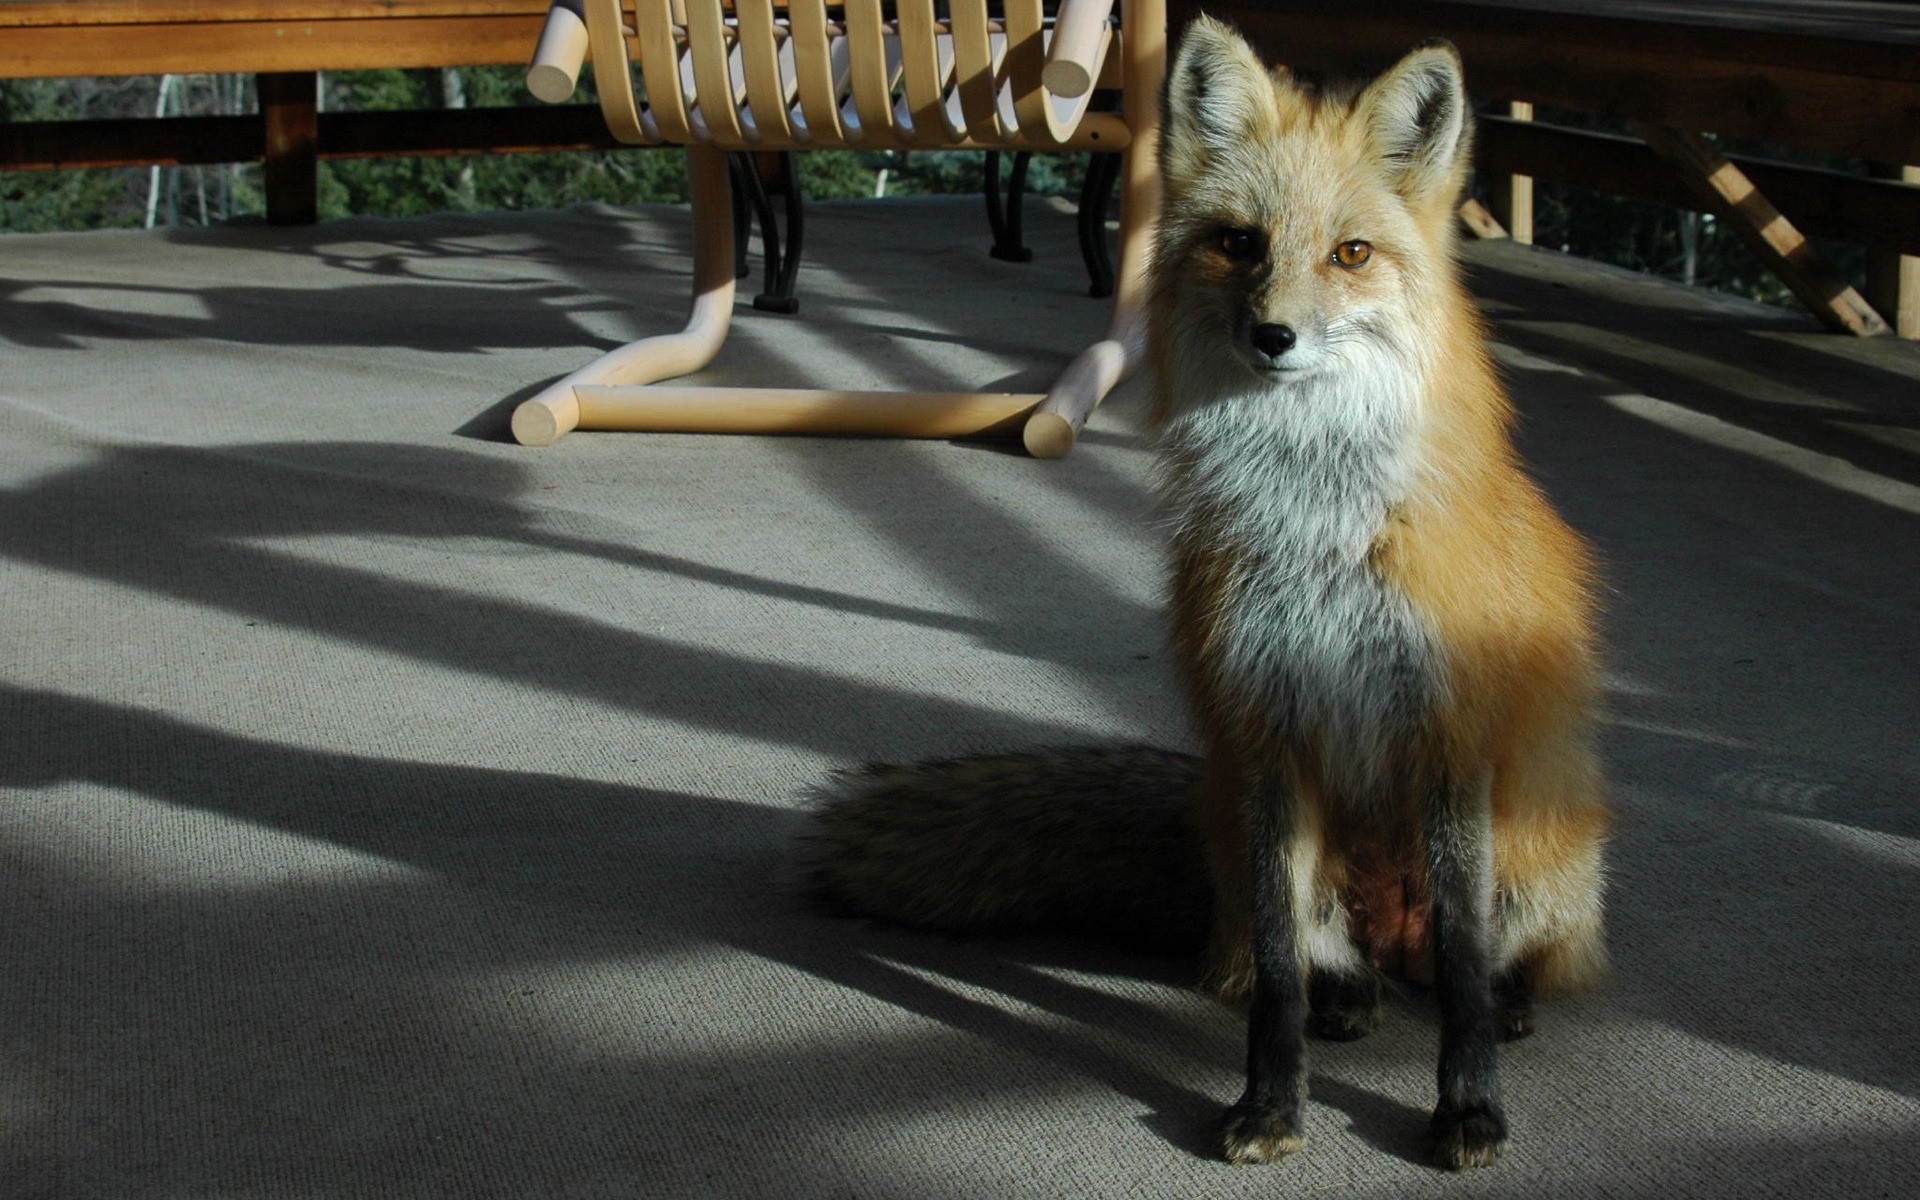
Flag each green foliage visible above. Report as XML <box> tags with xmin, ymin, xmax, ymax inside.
<box><xmin>1</xmin><ymin>165</ymin><xmax>144</xmax><ymax>233</ymax></box>
<box><xmin>0</xmin><ymin>80</ymin><xmax>148</xmax><ymax>231</ymax></box>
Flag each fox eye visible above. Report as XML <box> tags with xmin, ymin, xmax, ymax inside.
<box><xmin>1217</xmin><ymin>227</ymin><xmax>1260</xmax><ymax>261</ymax></box>
<box><xmin>1333</xmin><ymin>240</ymin><xmax>1373</xmax><ymax>269</ymax></box>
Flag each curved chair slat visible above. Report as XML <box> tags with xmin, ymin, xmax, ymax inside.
<box><xmin>686</xmin><ymin>0</ymin><xmax>746</xmax><ymax>145</ymax></box>
<box><xmin>894</xmin><ymin>2</ymin><xmax>956</xmax><ymax>149</ymax></box>
<box><xmin>842</xmin><ymin>0</ymin><xmax>899</xmax><ymax>148</ymax></box>
<box><xmin>1002</xmin><ymin>0</ymin><xmax>1049</xmax><ymax>147</ymax></box>
<box><xmin>736</xmin><ymin>0</ymin><xmax>795</xmax><ymax>144</ymax></box>
<box><xmin>624</xmin><ymin>0</ymin><xmax>693</xmax><ymax>143</ymax></box>
<box><xmin>947</xmin><ymin>4</ymin><xmax>1003</xmax><ymax>144</ymax></box>
<box><xmin>786</xmin><ymin>1</ymin><xmax>848</xmax><ymax>146</ymax></box>
<box><xmin>580</xmin><ymin>0</ymin><xmax>658</xmax><ymax>144</ymax></box>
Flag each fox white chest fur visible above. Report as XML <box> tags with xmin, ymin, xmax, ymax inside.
<box><xmin>1158</xmin><ymin>337</ymin><xmax>1444</xmax><ymax>798</ymax></box>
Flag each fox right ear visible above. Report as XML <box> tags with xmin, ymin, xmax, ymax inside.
<box><xmin>1356</xmin><ymin>40</ymin><xmax>1470</xmax><ymax>205</ymax></box>
<box><xmin>1160</xmin><ymin>18</ymin><xmax>1280</xmax><ymax>182</ymax></box>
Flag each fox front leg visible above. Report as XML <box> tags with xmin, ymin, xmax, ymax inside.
<box><xmin>1221</xmin><ymin>775</ymin><xmax>1309</xmax><ymax>1163</ymax></box>
<box><xmin>1424</xmin><ymin>769</ymin><xmax>1509</xmax><ymax>1170</ymax></box>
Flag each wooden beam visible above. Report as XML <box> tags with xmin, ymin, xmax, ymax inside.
<box><xmin>258</xmin><ymin>71</ymin><xmax>317</xmax><ymax>226</ymax></box>
<box><xmin>1864</xmin><ymin>163</ymin><xmax>1920</xmax><ymax>339</ymax></box>
<box><xmin>0</xmin><ymin>115</ymin><xmax>260</xmax><ymax>170</ymax></box>
<box><xmin>1636</xmin><ymin>123</ymin><xmax>1887</xmax><ymax>336</ymax></box>
<box><xmin>0</xmin><ymin>15</ymin><xmax>547</xmax><ymax>79</ymax></box>
<box><xmin>1486</xmin><ymin>100</ymin><xmax>1533</xmax><ymax>244</ymax></box>
<box><xmin>316</xmin><ymin>105</ymin><xmax>621</xmax><ymax>159</ymax></box>
<box><xmin>0</xmin><ymin>105</ymin><xmax>641</xmax><ymax>173</ymax></box>
<box><xmin>0</xmin><ymin>3</ymin><xmax>552</xmax><ymax>25</ymax></box>
<box><xmin>1475</xmin><ymin>115</ymin><xmax>1920</xmax><ymax>258</ymax></box>
<box><xmin>1223</xmin><ymin>0</ymin><xmax>1920</xmax><ymax>163</ymax></box>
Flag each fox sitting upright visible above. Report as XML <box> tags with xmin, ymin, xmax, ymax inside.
<box><xmin>805</xmin><ymin>21</ymin><xmax>1609</xmax><ymax>1173</ymax></box>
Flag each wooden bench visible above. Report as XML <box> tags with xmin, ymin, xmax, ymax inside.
<box><xmin>1184</xmin><ymin>0</ymin><xmax>1920</xmax><ymax>338</ymax></box>
<box><xmin>0</xmin><ymin>0</ymin><xmax>615</xmax><ymax>223</ymax></box>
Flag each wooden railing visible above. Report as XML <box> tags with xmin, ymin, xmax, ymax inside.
<box><xmin>5</xmin><ymin>0</ymin><xmax>1918</xmax><ymax>338</ymax></box>
<box><xmin>1189</xmin><ymin>0</ymin><xmax>1920</xmax><ymax>338</ymax></box>
<box><xmin>0</xmin><ymin>1</ymin><xmax>594</xmax><ymax>223</ymax></box>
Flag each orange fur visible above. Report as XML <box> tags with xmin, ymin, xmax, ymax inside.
<box><xmin>1150</xmin><ymin>22</ymin><xmax>1610</xmax><ymax>1002</ymax></box>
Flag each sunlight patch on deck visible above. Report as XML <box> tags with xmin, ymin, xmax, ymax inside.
<box><xmin>1602</xmin><ymin>390</ymin><xmax>1920</xmax><ymax>516</ymax></box>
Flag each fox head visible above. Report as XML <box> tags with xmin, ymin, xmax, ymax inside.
<box><xmin>1150</xmin><ymin>21</ymin><xmax>1474</xmax><ymax>412</ymax></box>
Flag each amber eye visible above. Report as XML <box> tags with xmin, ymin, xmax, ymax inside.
<box><xmin>1218</xmin><ymin>227</ymin><xmax>1260</xmax><ymax>261</ymax></box>
<box><xmin>1333</xmin><ymin>240</ymin><xmax>1373</xmax><ymax>268</ymax></box>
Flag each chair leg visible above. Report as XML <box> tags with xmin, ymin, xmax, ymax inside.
<box><xmin>985</xmin><ymin>151</ymin><xmax>1035</xmax><ymax>263</ymax></box>
<box><xmin>1024</xmin><ymin>84</ymin><xmax>1162</xmax><ymax>459</ymax></box>
<box><xmin>753</xmin><ymin>152</ymin><xmax>804</xmax><ymax>315</ymax></box>
<box><xmin>729</xmin><ymin>155</ymin><xmax>757</xmax><ymax>280</ymax></box>
<box><xmin>512</xmin><ymin>144</ymin><xmax>738</xmax><ymax>447</ymax></box>
<box><xmin>1077</xmin><ymin>151</ymin><xmax>1121</xmax><ymax>299</ymax></box>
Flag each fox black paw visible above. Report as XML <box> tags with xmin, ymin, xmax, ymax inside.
<box><xmin>1426</xmin><ymin>1104</ymin><xmax>1508</xmax><ymax>1170</ymax></box>
<box><xmin>1221</xmin><ymin>1101</ymin><xmax>1305</xmax><ymax>1164</ymax></box>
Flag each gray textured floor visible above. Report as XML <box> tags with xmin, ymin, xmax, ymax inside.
<box><xmin>2</xmin><ymin>197</ymin><xmax>1915</xmax><ymax>1198</ymax></box>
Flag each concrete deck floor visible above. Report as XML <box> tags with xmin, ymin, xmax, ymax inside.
<box><xmin>1</xmin><ymin>196</ymin><xmax>1915</xmax><ymax>1198</ymax></box>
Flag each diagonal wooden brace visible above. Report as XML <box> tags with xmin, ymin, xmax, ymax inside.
<box><xmin>1636</xmin><ymin>123</ymin><xmax>1888</xmax><ymax>337</ymax></box>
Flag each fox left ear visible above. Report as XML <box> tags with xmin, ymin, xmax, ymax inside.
<box><xmin>1357</xmin><ymin>41</ymin><xmax>1470</xmax><ymax>204</ymax></box>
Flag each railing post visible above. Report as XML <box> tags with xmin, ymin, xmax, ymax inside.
<box><xmin>1864</xmin><ymin>162</ymin><xmax>1918</xmax><ymax>339</ymax></box>
<box><xmin>1488</xmin><ymin>101</ymin><xmax>1533</xmax><ymax>245</ymax></box>
<box><xmin>258</xmin><ymin>71</ymin><xmax>318</xmax><ymax>225</ymax></box>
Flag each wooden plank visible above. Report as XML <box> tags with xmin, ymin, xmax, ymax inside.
<box><xmin>1636</xmin><ymin>122</ymin><xmax>1888</xmax><ymax>336</ymax></box>
<box><xmin>0</xmin><ymin>3</ymin><xmax>554</xmax><ymax>27</ymax></box>
<box><xmin>1220</xmin><ymin>0</ymin><xmax>1920</xmax><ymax>162</ymax></box>
<box><xmin>1425</xmin><ymin>1</ymin><xmax>1920</xmax><ymax>51</ymax></box>
<box><xmin>317</xmin><ymin>105</ymin><xmax>622</xmax><ymax>158</ymax></box>
<box><xmin>0</xmin><ymin>113</ymin><xmax>259</xmax><ymax>168</ymax></box>
<box><xmin>258</xmin><ymin>70</ymin><xmax>316</xmax><ymax>225</ymax></box>
<box><xmin>1475</xmin><ymin>114</ymin><xmax>1920</xmax><ymax>257</ymax></box>
<box><xmin>1864</xmin><ymin>163</ymin><xmax>1920</xmax><ymax>339</ymax></box>
<box><xmin>1221</xmin><ymin>0</ymin><xmax>1920</xmax><ymax>84</ymax></box>
<box><xmin>1486</xmin><ymin>100</ymin><xmax>1533</xmax><ymax>244</ymax></box>
<box><xmin>0</xmin><ymin>15</ymin><xmax>547</xmax><ymax>78</ymax></box>
<box><xmin>1459</xmin><ymin>196</ymin><xmax>1509</xmax><ymax>240</ymax></box>
<box><xmin>0</xmin><ymin>106</ymin><xmax>627</xmax><ymax>170</ymax></box>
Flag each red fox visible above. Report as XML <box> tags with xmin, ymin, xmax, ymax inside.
<box><xmin>805</xmin><ymin>21</ymin><xmax>1609</xmax><ymax>1173</ymax></box>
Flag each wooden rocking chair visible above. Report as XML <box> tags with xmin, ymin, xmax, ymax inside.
<box><xmin>514</xmin><ymin>0</ymin><xmax>1164</xmax><ymax>458</ymax></box>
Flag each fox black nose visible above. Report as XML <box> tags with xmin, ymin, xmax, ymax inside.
<box><xmin>1251</xmin><ymin>323</ymin><xmax>1297</xmax><ymax>357</ymax></box>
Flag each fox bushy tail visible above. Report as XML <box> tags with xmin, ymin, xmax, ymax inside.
<box><xmin>800</xmin><ymin>746</ymin><xmax>1214</xmax><ymax>953</ymax></box>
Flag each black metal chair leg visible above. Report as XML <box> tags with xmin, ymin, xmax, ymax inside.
<box><xmin>985</xmin><ymin>150</ymin><xmax>1034</xmax><ymax>263</ymax></box>
<box><xmin>763</xmin><ymin>152</ymin><xmax>805</xmax><ymax>313</ymax></box>
<box><xmin>728</xmin><ymin>153</ymin><xmax>753</xmax><ymax>280</ymax></box>
<box><xmin>727</xmin><ymin>152</ymin><xmax>805</xmax><ymax>313</ymax></box>
<box><xmin>1078</xmin><ymin>151</ymin><xmax>1122</xmax><ymax>298</ymax></box>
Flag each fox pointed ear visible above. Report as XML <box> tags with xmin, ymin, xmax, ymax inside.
<box><xmin>1357</xmin><ymin>41</ymin><xmax>1470</xmax><ymax>203</ymax></box>
<box><xmin>1160</xmin><ymin>18</ymin><xmax>1280</xmax><ymax>182</ymax></box>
